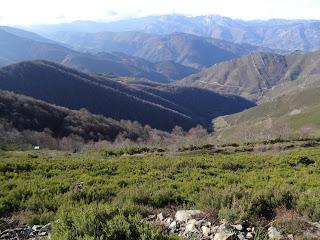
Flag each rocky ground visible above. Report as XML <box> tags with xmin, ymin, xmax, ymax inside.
<box><xmin>0</xmin><ymin>219</ymin><xmax>51</xmax><ymax>240</ymax></box>
<box><xmin>146</xmin><ymin>210</ymin><xmax>320</xmax><ymax>240</ymax></box>
<box><xmin>2</xmin><ymin>209</ymin><xmax>320</xmax><ymax>240</ymax></box>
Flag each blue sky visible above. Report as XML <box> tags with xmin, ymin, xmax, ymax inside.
<box><xmin>0</xmin><ymin>0</ymin><xmax>319</xmax><ymax>25</ymax></box>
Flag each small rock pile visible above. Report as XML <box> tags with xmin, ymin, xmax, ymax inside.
<box><xmin>0</xmin><ymin>219</ymin><xmax>51</xmax><ymax>240</ymax></box>
<box><xmin>146</xmin><ymin>210</ymin><xmax>257</xmax><ymax>240</ymax></box>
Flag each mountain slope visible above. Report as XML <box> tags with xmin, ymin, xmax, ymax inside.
<box><xmin>213</xmin><ymin>86</ymin><xmax>320</xmax><ymax>143</ymax></box>
<box><xmin>177</xmin><ymin>51</ymin><xmax>320</xmax><ymax>101</ymax></box>
<box><xmin>0</xmin><ymin>27</ymin><xmax>193</xmax><ymax>82</ymax></box>
<box><xmin>34</xmin><ymin>14</ymin><xmax>320</xmax><ymax>51</ymax></box>
<box><xmin>0</xmin><ymin>26</ymin><xmax>56</xmax><ymax>44</ymax></box>
<box><xmin>0</xmin><ymin>61</ymin><xmax>254</xmax><ymax>131</ymax></box>
<box><xmin>50</xmin><ymin>31</ymin><xmax>270</xmax><ymax>70</ymax></box>
<box><xmin>0</xmin><ymin>90</ymin><xmax>144</xmax><ymax>142</ymax></box>
<box><xmin>0</xmin><ymin>28</ymin><xmax>72</xmax><ymax>64</ymax></box>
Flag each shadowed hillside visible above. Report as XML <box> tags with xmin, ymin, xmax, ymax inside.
<box><xmin>0</xmin><ymin>90</ymin><xmax>145</xmax><ymax>143</ymax></box>
<box><xmin>0</xmin><ymin>61</ymin><xmax>255</xmax><ymax>131</ymax></box>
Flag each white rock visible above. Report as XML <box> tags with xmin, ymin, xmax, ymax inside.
<box><xmin>213</xmin><ymin>232</ymin><xmax>235</xmax><ymax>240</ymax></box>
<box><xmin>175</xmin><ymin>210</ymin><xmax>203</xmax><ymax>222</ymax></box>
<box><xmin>184</xmin><ymin>222</ymin><xmax>197</xmax><ymax>235</ymax></box>
<box><xmin>32</xmin><ymin>225</ymin><xmax>43</xmax><ymax>231</ymax></box>
<box><xmin>146</xmin><ymin>215</ymin><xmax>156</xmax><ymax>221</ymax></box>
<box><xmin>211</xmin><ymin>225</ymin><xmax>219</xmax><ymax>234</ymax></box>
<box><xmin>232</xmin><ymin>224</ymin><xmax>243</xmax><ymax>231</ymax></box>
<box><xmin>202</xmin><ymin>226</ymin><xmax>211</xmax><ymax>236</ymax></box>
<box><xmin>213</xmin><ymin>224</ymin><xmax>236</xmax><ymax>240</ymax></box>
<box><xmin>246</xmin><ymin>232</ymin><xmax>254</xmax><ymax>239</ymax></box>
<box><xmin>187</xmin><ymin>219</ymin><xmax>197</xmax><ymax>225</ymax></box>
<box><xmin>268</xmin><ymin>226</ymin><xmax>283</xmax><ymax>240</ymax></box>
<box><xmin>165</xmin><ymin>217</ymin><xmax>173</xmax><ymax>225</ymax></box>
<box><xmin>157</xmin><ymin>213</ymin><xmax>165</xmax><ymax>221</ymax></box>
<box><xmin>169</xmin><ymin>221</ymin><xmax>177</xmax><ymax>230</ymax></box>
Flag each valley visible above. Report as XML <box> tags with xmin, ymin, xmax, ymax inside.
<box><xmin>0</xmin><ymin>7</ymin><xmax>320</xmax><ymax>240</ymax></box>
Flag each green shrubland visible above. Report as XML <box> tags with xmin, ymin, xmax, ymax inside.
<box><xmin>1</xmin><ymin>145</ymin><xmax>320</xmax><ymax>238</ymax></box>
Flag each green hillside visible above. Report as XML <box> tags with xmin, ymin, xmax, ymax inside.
<box><xmin>213</xmin><ymin>86</ymin><xmax>320</xmax><ymax>143</ymax></box>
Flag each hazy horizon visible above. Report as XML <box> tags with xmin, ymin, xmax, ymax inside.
<box><xmin>0</xmin><ymin>0</ymin><xmax>319</xmax><ymax>26</ymax></box>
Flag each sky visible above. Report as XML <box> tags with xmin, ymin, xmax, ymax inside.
<box><xmin>0</xmin><ymin>0</ymin><xmax>319</xmax><ymax>26</ymax></box>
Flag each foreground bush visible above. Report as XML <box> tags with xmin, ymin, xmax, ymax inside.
<box><xmin>52</xmin><ymin>204</ymin><xmax>180</xmax><ymax>240</ymax></box>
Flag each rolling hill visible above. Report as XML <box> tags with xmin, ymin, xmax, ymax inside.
<box><xmin>33</xmin><ymin>14</ymin><xmax>320</xmax><ymax>51</ymax></box>
<box><xmin>0</xmin><ymin>27</ymin><xmax>194</xmax><ymax>82</ymax></box>
<box><xmin>177</xmin><ymin>51</ymin><xmax>320</xmax><ymax>102</ymax></box>
<box><xmin>213</xmin><ymin>85</ymin><xmax>320</xmax><ymax>143</ymax></box>
<box><xmin>0</xmin><ymin>61</ymin><xmax>254</xmax><ymax>131</ymax></box>
<box><xmin>0</xmin><ymin>90</ymin><xmax>145</xmax><ymax>143</ymax></box>
<box><xmin>50</xmin><ymin>31</ymin><xmax>271</xmax><ymax>70</ymax></box>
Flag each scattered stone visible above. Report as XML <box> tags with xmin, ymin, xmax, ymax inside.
<box><xmin>213</xmin><ymin>224</ymin><xmax>238</xmax><ymax>240</ymax></box>
<box><xmin>164</xmin><ymin>217</ymin><xmax>173</xmax><ymax>225</ymax></box>
<box><xmin>232</xmin><ymin>224</ymin><xmax>243</xmax><ymax>231</ymax></box>
<box><xmin>146</xmin><ymin>215</ymin><xmax>156</xmax><ymax>221</ymax></box>
<box><xmin>268</xmin><ymin>226</ymin><xmax>283</xmax><ymax>240</ymax></box>
<box><xmin>287</xmin><ymin>234</ymin><xmax>294</xmax><ymax>240</ymax></box>
<box><xmin>169</xmin><ymin>221</ymin><xmax>177</xmax><ymax>231</ymax></box>
<box><xmin>39</xmin><ymin>223</ymin><xmax>52</xmax><ymax>235</ymax></box>
<box><xmin>0</xmin><ymin>220</ymin><xmax>52</xmax><ymax>240</ymax></box>
<box><xmin>175</xmin><ymin>210</ymin><xmax>203</xmax><ymax>222</ymax></box>
<box><xmin>157</xmin><ymin>212</ymin><xmax>165</xmax><ymax>221</ymax></box>
<box><xmin>246</xmin><ymin>232</ymin><xmax>253</xmax><ymax>239</ymax></box>
<box><xmin>201</xmin><ymin>226</ymin><xmax>211</xmax><ymax>236</ymax></box>
<box><xmin>32</xmin><ymin>225</ymin><xmax>44</xmax><ymax>232</ymax></box>
<box><xmin>146</xmin><ymin>210</ymin><xmax>320</xmax><ymax>240</ymax></box>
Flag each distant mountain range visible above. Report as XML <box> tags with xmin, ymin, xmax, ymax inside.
<box><xmin>29</xmin><ymin>14</ymin><xmax>320</xmax><ymax>51</ymax></box>
<box><xmin>1</xmin><ymin>15</ymin><xmax>320</xmax><ymax>142</ymax></box>
<box><xmin>0</xmin><ymin>60</ymin><xmax>254</xmax><ymax>131</ymax></box>
<box><xmin>50</xmin><ymin>31</ymin><xmax>271</xmax><ymax>70</ymax></box>
<box><xmin>0</xmin><ymin>27</ymin><xmax>196</xmax><ymax>82</ymax></box>
<box><xmin>177</xmin><ymin>51</ymin><xmax>320</xmax><ymax>102</ymax></box>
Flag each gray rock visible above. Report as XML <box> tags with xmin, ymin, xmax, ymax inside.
<box><xmin>237</xmin><ymin>233</ymin><xmax>246</xmax><ymax>240</ymax></box>
<box><xmin>0</xmin><ymin>220</ymin><xmax>16</xmax><ymax>233</ymax></box>
<box><xmin>157</xmin><ymin>213</ymin><xmax>165</xmax><ymax>222</ymax></box>
<box><xmin>213</xmin><ymin>224</ymin><xmax>238</xmax><ymax>240</ymax></box>
<box><xmin>185</xmin><ymin>222</ymin><xmax>197</xmax><ymax>234</ymax></box>
<box><xmin>0</xmin><ymin>229</ymin><xmax>17</xmax><ymax>239</ymax></box>
<box><xmin>231</xmin><ymin>224</ymin><xmax>243</xmax><ymax>231</ymax></box>
<box><xmin>175</xmin><ymin>210</ymin><xmax>203</xmax><ymax>222</ymax></box>
<box><xmin>32</xmin><ymin>225</ymin><xmax>44</xmax><ymax>232</ymax></box>
<box><xmin>146</xmin><ymin>215</ymin><xmax>156</xmax><ymax>221</ymax></box>
<box><xmin>14</xmin><ymin>226</ymin><xmax>32</xmax><ymax>238</ymax></box>
<box><xmin>164</xmin><ymin>217</ymin><xmax>173</xmax><ymax>225</ymax></box>
<box><xmin>268</xmin><ymin>226</ymin><xmax>283</xmax><ymax>240</ymax></box>
<box><xmin>39</xmin><ymin>223</ymin><xmax>52</xmax><ymax>235</ymax></box>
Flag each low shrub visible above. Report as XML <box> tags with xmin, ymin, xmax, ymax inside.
<box><xmin>52</xmin><ymin>204</ymin><xmax>180</xmax><ymax>240</ymax></box>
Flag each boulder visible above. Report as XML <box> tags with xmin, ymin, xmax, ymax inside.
<box><xmin>201</xmin><ymin>226</ymin><xmax>211</xmax><ymax>236</ymax></box>
<box><xmin>164</xmin><ymin>217</ymin><xmax>173</xmax><ymax>225</ymax></box>
<box><xmin>175</xmin><ymin>210</ymin><xmax>203</xmax><ymax>222</ymax></box>
<box><xmin>213</xmin><ymin>224</ymin><xmax>239</xmax><ymax>240</ymax></box>
<box><xmin>169</xmin><ymin>221</ymin><xmax>177</xmax><ymax>232</ymax></box>
<box><xmin>268</xmin><ymin>226</ymin><xmax>283</xmax><ymax>240</ymax></box>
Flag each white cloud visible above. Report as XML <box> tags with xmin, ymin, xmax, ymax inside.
<box><xmin>0</xmin><ymin>0</ymin><xmax>319</xmax><ymax>26</ymax></box>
